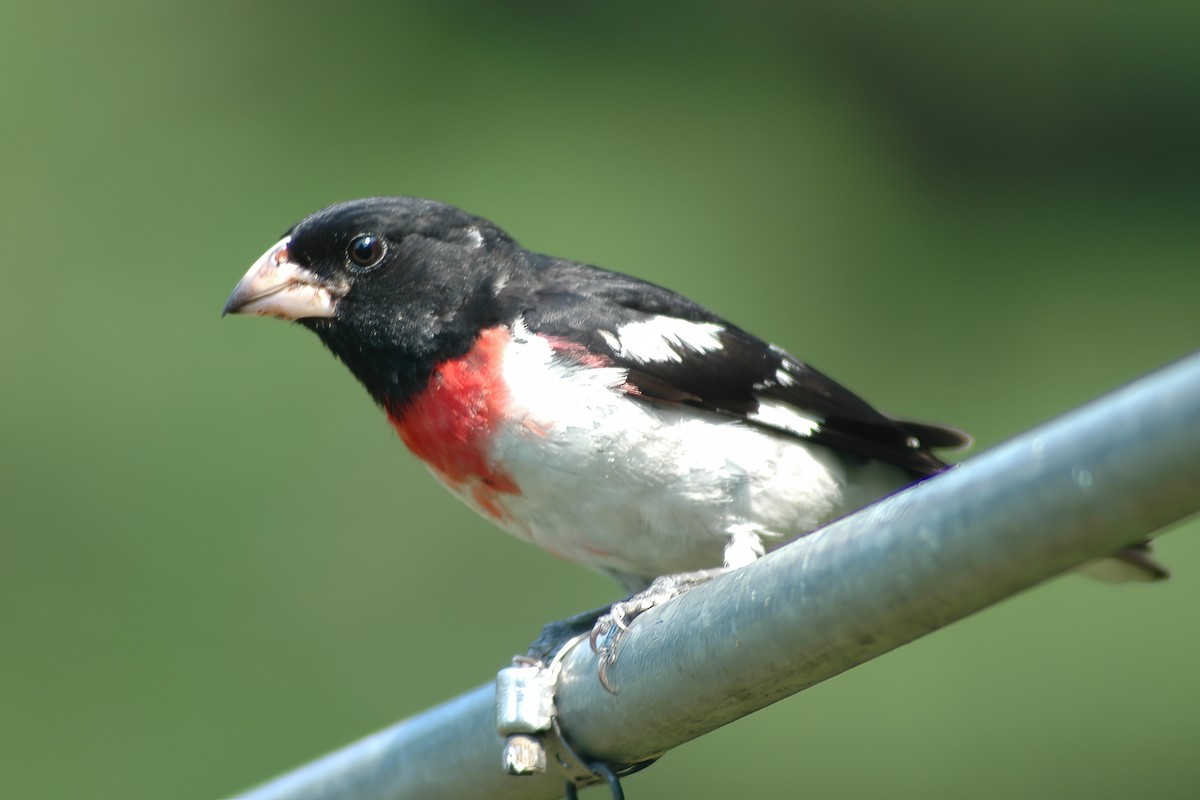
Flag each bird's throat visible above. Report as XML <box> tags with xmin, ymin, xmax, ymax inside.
<box><xmin>385</xmin><ymin>326</ymin><xmax>521</xmax><ymax>518</ymax></box>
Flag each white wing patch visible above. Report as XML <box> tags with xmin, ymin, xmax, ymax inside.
<box><xmin>608</xmin><ymin>317</ymin><xmax>725</xmax><ymax>363</ymax></box>
<box><xmin>749</xmin><ymin>399</ymin><xmax>822</xmax><ymax>438</ymax></box>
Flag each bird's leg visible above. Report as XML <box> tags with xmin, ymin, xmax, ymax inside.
<box><xmin>589</xmin><ymin>567</ymin><xmax>731</xmax><ymax>692</ymax></box>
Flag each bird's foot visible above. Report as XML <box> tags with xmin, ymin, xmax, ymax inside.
<box><xmin>526</xmin><ymin>605</ymin><xmax>613</xmax><ymax>664</ymax></box>
<box><xmin>589</xmin><ymin>568</ymin><xmax>729</xmax><ymax>692</ymax></box>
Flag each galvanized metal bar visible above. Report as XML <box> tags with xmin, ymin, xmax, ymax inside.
<box><xmin>231</xmin><ymin>685</ymin><xmax>558</xmax><ymax>800</ymax></box>
<box><xmin>236</xmin><ymin>353</ymin><xmax>1200</xmax><ymax>800</ymax></box>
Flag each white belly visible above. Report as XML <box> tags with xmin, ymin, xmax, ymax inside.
<box><xmin>454</xmin><ymin>328</ymin><xmax>911</xmax><ymax>585</ymax></box>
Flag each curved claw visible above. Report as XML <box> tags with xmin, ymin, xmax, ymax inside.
<box><xmin>596</xmin><ymin>650</ymin><xmax>618</xmax><ymax>694</ymax></box>
<box><xmin>589</xmin><ymin>617</ymin><xmax>610</xmax><ymax>653</ymax></box>
<box><xmin>589</xmin><ymin>613</ymin><xmax>623</xmax><ymax>693</ymax></box>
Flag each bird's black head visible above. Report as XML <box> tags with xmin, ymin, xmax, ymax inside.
<box><xmin>224</xmin><ymin>197</ymin><xmax>525</xmax><ymax>406</ymax></box>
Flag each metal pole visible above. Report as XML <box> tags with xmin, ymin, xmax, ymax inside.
<box><xmin>235</xmin><ymin>353</ymin><xmax>1200</xmax><ymax>800</ymax></box>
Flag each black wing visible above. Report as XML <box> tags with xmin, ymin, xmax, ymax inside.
<box><xmin>504</xmin><ymin>256</ymin><xmax>969</xmax><ymax>477</ymax></box>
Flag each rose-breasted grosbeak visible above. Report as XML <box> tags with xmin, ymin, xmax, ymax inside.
<box><xmin>224</xmin><ymin>197</ymin><xmax>1166</xmax><ymax>682</ymax></box>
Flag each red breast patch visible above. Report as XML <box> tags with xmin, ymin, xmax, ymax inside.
<box><xmin>387</xmin><ymin>326</ymin><xmax>521</xmax><ymax>518</ymax></box>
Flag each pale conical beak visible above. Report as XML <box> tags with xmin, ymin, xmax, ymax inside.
<box><xmin>222</xmin><ymin>236</ymin><xmax>339</xmax><ymax>320</ymax></box>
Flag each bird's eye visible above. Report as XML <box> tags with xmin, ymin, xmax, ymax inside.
<box><xmin>348</xmin><ymin>234</ymin><xmax>386</xmax><ymax>269</ymax></box>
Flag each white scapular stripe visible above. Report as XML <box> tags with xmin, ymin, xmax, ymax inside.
<box><xmin>607</xmin><ymin>317</ymin><xmax>725</xmax><ymax>363</ymax></box>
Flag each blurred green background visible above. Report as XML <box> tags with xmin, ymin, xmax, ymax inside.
<box><xmin>3</xmin><ymin>2</ymin><xmax>1198</xmax><ymax>798</ymax></box>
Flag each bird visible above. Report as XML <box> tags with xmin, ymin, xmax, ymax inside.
<box><xmin>223</xmin><ymin>196</ymin><xmax>1167</xmax><ymax>686</ymax></box>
